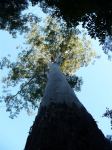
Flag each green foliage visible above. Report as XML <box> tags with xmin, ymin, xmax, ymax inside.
<box><xmin>103</xmin><ymin>108</ymin><xmax>112</xmax><ymax>129</ymax></box>
<box><xmin>1</xmin><ymin>0</ymin><xmax>112</xmax><ymax>52</ymax></box>
<box><xmin>0</xmin><ymin>16</ymin><xmax>96</xmax><ymax>118</ymax></box>
<box><xmin>0</xmin><ymin>1</ymin><xmax>39</xmax><ymax>36</ymax></box>
<box><xmin>36</xmin><ymin>0</ymin><xmax>112</xmax><ymax>45</ymax></box>
<box><xmin>27</xmin><ymin>17</ymin><xmax>96</xmax><ymax>74</ymax></box>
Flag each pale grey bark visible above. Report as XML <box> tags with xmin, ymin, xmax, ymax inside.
<box><xmin>40</xmin><ymin>62</ymin><xmax>83</xmax><ymax>108</ymax></box>
<box><xmin>25</xmin><ymin>62</ymin><xmax>112</xmax><ymax>150</ymax></box>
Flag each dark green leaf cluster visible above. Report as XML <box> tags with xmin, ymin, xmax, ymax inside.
<box><xmin>1</xmin><ymin>1</ymin><xmax>112</xmax><ymax>55</ymax></box>
<box><xmin>36</xmin><ymin>0</ymin><xmax>112</xmax><ymax>45</ymax></box>
<box><xmin>0</xmin><ymin>1</ymin><xmax>39</xmax><ymax>36</ymax></box>
<box><xmin>66</xmin><ymin>74</ymin><xmax>83</xmax><ymax>92</ymax></box>
<box><xmin>103</xmin><ymin>108</ymin><xmax>112</xmax><ymax>128</ymax></box>
<box><xmin>1</xmin><ymin>1</ymin><xmax>112</xmax><ymax>45</ymax></box>
<box><xmin>102</xmin><ymin>36</ymin><xmax>112</xmax><ymax>58</ymax></box>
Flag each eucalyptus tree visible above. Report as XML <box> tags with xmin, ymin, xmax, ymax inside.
<box><xmin>24</xmin><ymin>51</ymin><xmax>112</xmax><ymax>150</ymax></box>
<box><xmin>0</xmin><ymin>16</ymin><xmax>96</xmax><ymax>118</ymax></box>
<box><xmin>24</xmin><ymin>17</ymin><xmax>111</xmax><ymax>150</ymax></box>
<box><xmin>2</xmin><ymin>0</ymin><xmax>111</xmax><ymax>130</ymax></box>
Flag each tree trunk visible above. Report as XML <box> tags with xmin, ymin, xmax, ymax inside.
<box><xmin>24</xmin><ymin>63</ymin><xmax>111</xmax><ymax>150</ymax></box>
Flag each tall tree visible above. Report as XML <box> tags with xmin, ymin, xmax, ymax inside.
<box><xmin>34</xmin><ymin>0</ymin><xmax>112</xmax><ymax>127</ymax></box>
<box><xmin>0</xmin><ymin>16</ymin><xmax>96</xmax><ymax>118</ymax></box>
<box><xmin>24</xmin><ymin>52</ymin><xmax>112</xmax><ymax>150</ymax></box>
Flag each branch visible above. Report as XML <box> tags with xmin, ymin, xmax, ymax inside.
<box><xmin>7</xmin><ymin>73</ymin><xmax>36</xmax><ymax>100</ymax></box>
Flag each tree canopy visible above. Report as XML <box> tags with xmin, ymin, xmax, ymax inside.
<box><xmin>0</xmin><ymin>16</ymin><xmax>96</xmax><ymax>118</ymax></box>
<box><xmin>1</xmin><ymin>0</ymin><xmax>112</xmax><ymax>128</ymax></box>
<box><xmin>36</xmin><ymin>0</ymin><xmax>112</xmax><ymax>44</ymax></box>
<box><xmin>0</xmin><ymin>0</ymin><xmax>39</xmax><ymax>36</ymax></box>
<box><xmin>1</xmin><ymin>1</ymin><xmax>112</xmax><ymax>47</ymax></box>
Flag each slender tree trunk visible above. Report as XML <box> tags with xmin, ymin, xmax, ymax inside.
<box><xmin>24</xmin><ymin>63</ymin><xmax>111</xmax><ymax>150</ymax></box>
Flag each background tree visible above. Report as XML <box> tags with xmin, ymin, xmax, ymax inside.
<box><xmin>1</xmin><ymin>1</ymin><xmax>112</xmax><ymax>50</ymax></box>
<box><xmin>32</xmin><ymin>0</ymin><xmax>112</xmax><ymax>45</ymax></box>
<box><xmin>0</xmin><ymin>0</ymin><xmax>39</xmax><ymax>36</ymax></box>
<box><xmin>103</xmin><ymin>108</ymin><xmax>112</xmax><ymax>128</ymax></box>
<box><xmin>0</xmin><ymin>16</ymin><xmax>96</xmax><ymax>118</ymax></box>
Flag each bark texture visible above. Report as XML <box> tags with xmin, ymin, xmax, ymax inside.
<box><xmin>24</xmin><ymin>103</ymin><xmax>111</xmax><ymax>150</ymax></box>
<box><xmin>24</xmin><ymin>63</ymin><xmax>112</xmax><ymax>150</ymax></box>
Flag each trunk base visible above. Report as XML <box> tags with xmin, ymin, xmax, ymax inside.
<box><xmin>24</xmin><ymin>103</ymin><xmax>111</xmax><ymax>150</ymax></box>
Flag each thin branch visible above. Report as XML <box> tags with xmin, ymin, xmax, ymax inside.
<box><xmin>8</xmin><ymin>73</ymin><xmax>36</xmax><ymax>100</ymax></box>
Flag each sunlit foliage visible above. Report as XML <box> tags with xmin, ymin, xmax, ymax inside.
<box><xmin>27</xmin><ymin>17</ymin><xmax>96</xmax><ymax>73</ymax></box>
<box><xmin>0</xmin><ymin>16</ymin><xmax>96</xmax><ymax>118</ymax></box>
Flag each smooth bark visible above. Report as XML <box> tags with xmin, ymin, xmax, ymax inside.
<box><xmin>40</xmin><ymin>63</ymin><xmax>83</xmax><ymax>108</ymax></box>
<box><xmin>24</xmin><ymin>62</ymin><xmax>111</xmax><ymax>150</ymax></box>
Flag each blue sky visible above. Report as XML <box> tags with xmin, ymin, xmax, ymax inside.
<box><xmin>0</xmin><ymin>6</ymin><xmax>112</xmax><ymax>150</ymax></box>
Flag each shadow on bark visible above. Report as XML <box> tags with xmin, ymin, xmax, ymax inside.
<box><xmin>24</xmin><ymin>102</ymin><xmax>111</xmax><ymax>150</ymax></box>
